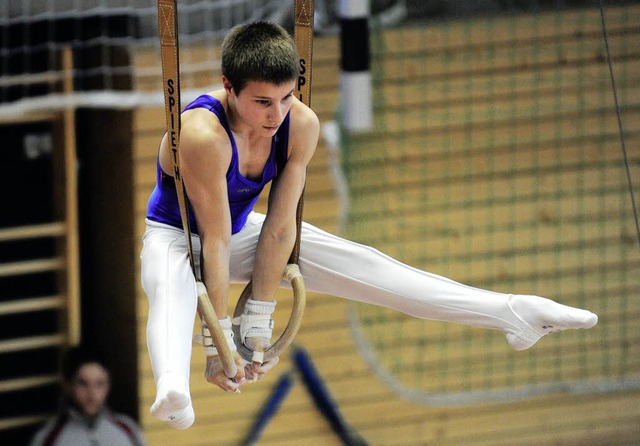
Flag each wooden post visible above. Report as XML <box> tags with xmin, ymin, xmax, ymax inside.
<box><xmin>61</xmin><ymin>47</ymin><xmax>81</xmax><ymax>346</ymax></box>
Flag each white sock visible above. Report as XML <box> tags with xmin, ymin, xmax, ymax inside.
<box><xmin>504</xmin><ymin>294</ymin><xmax>598</xmax><ymax>350</ymax></box>
<box><xmin>150</xmin><ymin>372</ymin><xmax>195</xmax><ymax>430</ymax></box>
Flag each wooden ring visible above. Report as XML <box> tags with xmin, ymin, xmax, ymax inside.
<box><xmin>232</xmin><ymin>264</ymin><xmax>306</xmax><ymax>363</ymax></box>
<box><xmin>196</xmin><ymin>282</ymin><xmax>237</xmax><ymax>378</ymax></box>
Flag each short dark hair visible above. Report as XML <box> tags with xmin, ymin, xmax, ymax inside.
<box><xmin>61</xmin><ymin>346</ymin><xmax>109</xmax><ymax>382</ymax></box>
<box><xmin>221</xmin><ymin>21</ymin><xmax>299</xmax><ymax>94</ymax></box>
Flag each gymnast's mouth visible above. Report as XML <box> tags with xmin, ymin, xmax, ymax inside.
<box><xmin>262</xmin><ymin>123</ymin><xmax>281</xmax><ymax>133</ymax></box>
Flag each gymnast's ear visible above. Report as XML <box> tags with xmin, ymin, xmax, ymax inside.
<box><xmin>222</xmin><ymin>76</ymin><xmax>233</xmax><ymax>94</ymax></box>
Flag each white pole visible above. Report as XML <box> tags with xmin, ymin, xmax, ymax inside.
<box><xmin>338</xmin><ymin>0</ymin><xmax>373</xmax><ymax>132</ymax></box>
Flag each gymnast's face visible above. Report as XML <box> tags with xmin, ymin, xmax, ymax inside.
<box><xmin>226</xmin><ymin>78</ymin><xmax>296</xmax><ymax>138</ymax></box>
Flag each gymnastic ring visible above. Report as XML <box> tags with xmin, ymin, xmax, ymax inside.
<box><xmin>196</xmin><ymin>281</ymin><xmax>238</xmax><ymax>378</ymax></box>
<box><xmin>232</xmin><ymin>264</ymin><xmax>306</xmax><ymax>363</ymax></box>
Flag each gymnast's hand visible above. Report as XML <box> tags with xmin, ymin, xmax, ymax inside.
<box><xmin>241</xmin><ymin>335</ymin><xmax>279</xmax><ymax>382</ymax></box>
<box><xmin>205</xmin><ymin>354</ymin><xmax>246</xmax><ymax>392</ymax></box>
<box><xmin>245</xmin><ymin>355</ymin><xmax>280</xmax><ymax>382</ymax></box>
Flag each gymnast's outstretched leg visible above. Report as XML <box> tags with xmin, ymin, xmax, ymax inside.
<box><xmin>228</xmin><ymin>213</ymin><xmax>597</xmax><ymax>351</ymax></box>
<box><xmin>296</xmin><ymin>223</ymin><xmax>597</xmax><ymax>350</ymax></box>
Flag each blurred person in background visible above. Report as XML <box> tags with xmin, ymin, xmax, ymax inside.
<box><xmin>30</xmin><ymin>346</ymin><xmax>146</xmax><ymax>446</ymax></box>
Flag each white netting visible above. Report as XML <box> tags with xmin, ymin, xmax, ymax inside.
<box><xmin>0</xmin><ymin>0</ymin><xmax>294</xmax><ymax>118</ymax></box>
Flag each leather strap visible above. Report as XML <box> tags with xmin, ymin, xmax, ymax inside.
<box><xmin>157</xmin><ymin>0</ymin><xmax>197</xmax><ymax>276</ymax></box>
<box><xmin>157</xmin><ymin>0</ymin><xmax>237</xmax><ymax>378</ymax></box>
<box><xmin>290</xmin><ymin>0</ymin><xmax>315</xmax><ymax>264</ymax></box>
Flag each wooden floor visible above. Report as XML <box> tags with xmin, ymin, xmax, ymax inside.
<box><xmin>131</xmin><ymin>6</ymin><xmax>640</xmax><ymax>445</ymax></box>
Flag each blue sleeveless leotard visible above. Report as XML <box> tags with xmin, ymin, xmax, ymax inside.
<box><xmin>146</xmin><ymin>94</ymin><xmax>290</xmax><ymax>234</ymax></box>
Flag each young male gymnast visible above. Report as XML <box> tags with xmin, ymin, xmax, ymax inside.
<box><xmin>141</xmin><ymin>21</ymin><xmax>598</xmax><ymax>429</ymax></box>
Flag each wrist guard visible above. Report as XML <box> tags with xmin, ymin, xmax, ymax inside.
<box><xmin>194</xmin><ymin>316</ymin><xmax>236</xmax><ymax>357</ymax></box>
<box><xmin>232</xmin><ymin>299</ymin><xmax>276</xmax><ymax>347</ymax></box>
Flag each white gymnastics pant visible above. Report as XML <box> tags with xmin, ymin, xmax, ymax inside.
<box><xmin>141</xmin><ymin>212</ymin><xmax>540</xmax><ymax>385</ymax></box>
